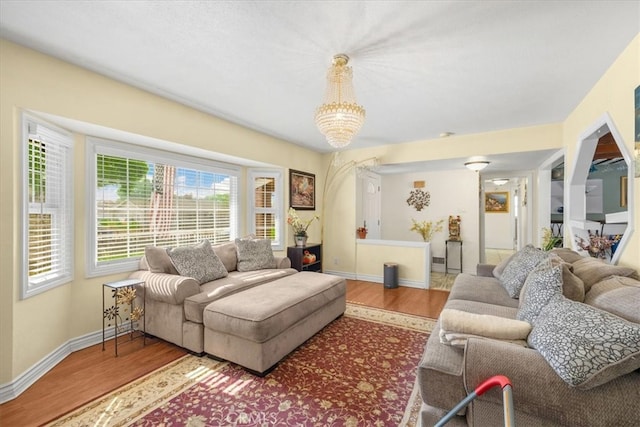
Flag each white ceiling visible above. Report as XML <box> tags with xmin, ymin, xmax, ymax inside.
<box><xmin>1</xmin><ymin>1</ymin><xmax>638</xmax><ymax>172</ymax></box>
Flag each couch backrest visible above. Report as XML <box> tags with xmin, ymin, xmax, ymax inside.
<box><xmin>139</xmin><ymin>241</ymin><xmax>239</xmax><ymax>274</ymax></box>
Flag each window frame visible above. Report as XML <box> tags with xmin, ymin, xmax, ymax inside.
<box><xmin>21</xmin><ymin>114</ymin><xmax>74</xmax><ymax>299</ymax></box>
<box><xmin>247</xmin><ymin>169</ymin><xmax>284</xmax><ymax>250</ymax></box>
<box><xmin>86</xmin><ymin>137</ymin><xmax>241</xmax><ymax>277</ymax></box>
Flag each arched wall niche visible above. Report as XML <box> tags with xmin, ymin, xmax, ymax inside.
<box><xmin>568</xmin><ymin>112</ymin><xmax>634</xmax><ymax>264</ymax></box>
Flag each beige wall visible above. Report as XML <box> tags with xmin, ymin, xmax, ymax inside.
<box><xmin>0</xmin><ymin>39</ymin><xmax>324</xmax><ymax>383</ymax></box>
<box><xmin>563</xmin><ymin>34</ymin><xmax>639</xmax><ymax>268</ymax></box>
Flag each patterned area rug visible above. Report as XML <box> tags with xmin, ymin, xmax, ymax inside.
<box><xmin>47</xmin><ymin>304</ymin><xmax>434</xmax><ymax>427</ymax></box>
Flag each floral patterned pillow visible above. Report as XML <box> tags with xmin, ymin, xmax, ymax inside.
<box><xmin>499</xmin><ymin>244</ymin><xmax>548</xmax><ymax>298</ymax></box>
<box><xmin>235</xmin><ymin>238</ymin><xmax>277</xmax><ymax>272</ymax></box>
<box><xmin>528</xmin><ymin>297</ymin><xmax>640</xmax><ymax>390</ymax></box>
<box><xmin>167</xmin><ymin>239</ymin><xmax>228</xmax><ymax>284</ymax></box>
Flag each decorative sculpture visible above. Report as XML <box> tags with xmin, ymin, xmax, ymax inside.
<box><xmin>448</xmin><ymin>215</ymin><xmax>461</xmax><ymax>240</ymax></box>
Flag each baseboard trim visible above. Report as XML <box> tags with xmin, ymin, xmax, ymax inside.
<box><xmin>325</xmin><ymin>270</ymin><xmax>428</xmax><ymax>289</ymax></box>
<box><xmin>0</xmin><ymin>328</ymin><xmax>114</xmax><ymax>404</ymax></box>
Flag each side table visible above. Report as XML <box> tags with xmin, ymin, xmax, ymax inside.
<box><xmin>102</xmin><ymin>278</ymin><xmax>145</xmax><ymax>356</ymax></box>
<box><xmin>445</xmin><ymin>240</ymin><xmax>463</xmax><ymax>275</ymax></box>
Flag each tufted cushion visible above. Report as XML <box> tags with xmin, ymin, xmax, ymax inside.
<box><xmin>167</xmin><ymin>239</ymin><xmax>228</xmax><ymax>284</ymax></box>
<box><xmin>517</xmin><ymin>256</ymin><xmax>563</xmax><ymax>324</ymax></box>
<box><xmin>528</xmin><ymin>297</ymin><xmax>640</xmax><ymax>390</ymax></box>
<box><xmin>235</xmin><ymin>238</ymin><xmax>277</xmax><ymax>272</ymax></box>
<box><xmin>572</xmin><ymin>257</ymin><xmax>639</xmax><ymax>293</ymax></box>
<box><xmin>144</xmin><ymin>245</ymin><xmax>179</xmax><ymax>275</ymax></box>
<box><xmin>499</xmin><ymin>245</ymin><xmax>548</xmax><ymax>298</ymax></box>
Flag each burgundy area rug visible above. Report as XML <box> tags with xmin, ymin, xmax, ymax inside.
<box><xmin>48</xmin><ymin>305</ymin><xmax>434</xmax><ymax>427</ymax></box>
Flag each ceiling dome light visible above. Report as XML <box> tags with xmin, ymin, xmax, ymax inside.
<box><xmin>492</xmin><ymin>178</ymin><xmax>509</xmax><ymax>185</ymax></box>
<box><xmin>315</xmin><ymin>54</ymin><xmax>366</xmax><ymax>149</ymax></box>
<box><xmin>464</xmin><ymin>161</ymin><xmax>490</xmax><ymax>171</ymax></box>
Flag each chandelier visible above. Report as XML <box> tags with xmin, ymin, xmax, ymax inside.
<box><xmin>315</xmin><ymin>54</ymin><xmax>366</xmax><ymax>149</ymax></box>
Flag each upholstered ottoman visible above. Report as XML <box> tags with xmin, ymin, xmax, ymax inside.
<box><xmin>202</xmin><ymin>271</ymin><xmax>346</xmax><ymax>374</ymax></box>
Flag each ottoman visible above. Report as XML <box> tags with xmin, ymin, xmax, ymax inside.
<box><xmin>202</xmin><ymin>271</ymin><xmax>346</xmax><ymax>374</ymax></box>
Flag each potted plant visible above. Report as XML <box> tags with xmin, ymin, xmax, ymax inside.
<box><xmin>356</xmin><ymin>225</ymin><xmax>368</xmax><ymax>239</ymax></box>
<box><xmin>410</xmin><ymin>218</ymin><xmax>444</xmax><ymax>242</ymax></box>
<box><xmin>287</xmin><ymin>207</ymin><xmax>319</xmax><ymax>246</ymax></box>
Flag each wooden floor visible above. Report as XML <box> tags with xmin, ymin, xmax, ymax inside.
<box><xmin>0</xmin><ymin>280</ymin><xmax>448</xmax><ymax>426</ymax></box>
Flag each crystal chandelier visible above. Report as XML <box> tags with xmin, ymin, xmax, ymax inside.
<box><xmin>315</xmin><ymin>54</ymin><xmax>366</xmax><ymax>149</ymax></box>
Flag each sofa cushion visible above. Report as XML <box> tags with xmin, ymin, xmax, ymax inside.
<box><xmin>144</xmin><ymin>246</ymin><xmax>179</xmax><ymax>275</ymax></box>
<box><xmin>499</xmin><ymin>244</ymin><xmax>548</xmax><ymax>298</ymax></box>
<box><xmin>528</xmin><ymin>296</ymin><xmax>640</xmax><ymax>390</ymax></box>
<box><xmin>235</xmin><ymin>238</ymin><xmax>276</xmax><ymax>271</ymax></box>
<box><xmin>212</xmin><ymin>241</ymin><xmax>238</xmax><ymax>272</ymax></box>
<box><xmin>559</xmin><ymin>261</ymin><xmax>585</xmax><ymax>302</ymax></box>
<box><xmin>584</xmin><ymin>275</ymin><xmax>640</xmax><ymax>323</ymax></box>
<box><xmin>492</xmin><ymin>253</ymin><xmax>515</xmax><ymax>280</ymax></box>
<box><xmin>571</xmin><ymin>257</ymin><xmax>639</xmax><ymax>293</ymax></box>
<box><xmin>167</xmin><ymin>239</ymin><xmax>228</xmax><ymax>284</ymax></box>
<box><xmin>549</xmin><ymin>247</ymin><xmax>584</xmax><ymax>264</ymax></box>
<box><xmin>447</xmin><ymin>274</ymin><xmax>519</xmax><ymax>309</ymax></box>
<box><xmin>517</xmin><ymin>256</ymin><xmax>563</xmax><ymax>324</ymax></box>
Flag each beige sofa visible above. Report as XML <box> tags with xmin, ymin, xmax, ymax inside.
<box><xmin>129</xmin><ymin>239</ymin><xmax>299</xmax><ymax>354</ymax></box>
<box><xmin>418</xmin><ymin>247</ymin><xmax>640</xmax><ymax>426</ymax></box>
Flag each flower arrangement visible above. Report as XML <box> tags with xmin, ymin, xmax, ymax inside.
<box><xmin>287</xmin><ymin>207</ymin><xmax>319</xmax><ymax>237</ymax></box>
<box><xmin>410</xmin><ymin>218</ymin><xmax>444</xmax><ymax>242</ymax></box>
<box><xmin>541</xmin><ymin>227</ymin><xmax>561</xmax><ymax>251</ymax></box>
<box><xmin>575</xmin><ymin>231</ymin><xmax>616</xmax><ymax>259</ymax></box>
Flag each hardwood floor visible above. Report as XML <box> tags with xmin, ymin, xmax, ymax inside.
<box><xmin>0</xmin><ymin>280</ymin><xmax>448</xmax><ymax>426</ymax></box>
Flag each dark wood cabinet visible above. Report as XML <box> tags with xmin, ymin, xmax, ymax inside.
<box><xmin>287</xmin><ymin>243</ymin><xmax>322</xmax><ymax>272</ymax></box>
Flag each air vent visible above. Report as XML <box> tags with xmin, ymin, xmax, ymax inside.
<box><xmin>432</xmin><ymin>257</ymin><xmax>445</xmax><ymax>264</ymax></box>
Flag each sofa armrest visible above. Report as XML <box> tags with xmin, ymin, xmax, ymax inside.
<box><xmin>129</xmin><ymin>270</ymin><xmax>200</xmax><ymax>305</ymax></box>
<box><xmin>463</xmin><ymin>337</ymin><xmax>640</xmax><ymax>426</ymax></box>
<box><xmin>275</xmin><ymin>256</ymin><xmax>291</xmax><ymax>269</ymax></box>
<box><xmin>476</xmin><ymin>264</ymin><xmax>495</xmax><ymax>277</ymax></box>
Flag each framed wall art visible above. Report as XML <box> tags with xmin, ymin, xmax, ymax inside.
<box><xmin>289</xmin><ymin>169</ymin><xmax>316</xmax><ymax>210</ymax></box>
<box><xmin>485</xmin><ymin>191</ymin><xmax>509</xmax><ymax>213</ymax></box>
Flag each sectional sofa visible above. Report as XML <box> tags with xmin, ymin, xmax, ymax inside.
<box><xmin>418</xmin><ymin>246</ymin><xmax>640</xmax><ymax>426</ymax></box>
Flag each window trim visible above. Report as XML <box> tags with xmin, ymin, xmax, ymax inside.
<box><xmin>86</xmin><ymin>137</ymin><xmax>241</xmax><ymax>277</ymax></box>
<box><xmin>247</xmin><ymin>169</ymin><xmax>284</xmax><ymax>250</ymax></box>
<box><xmin>21</xmin><ymin>113</ymin><xmax>74</xmax><ymax>299</ymax></box>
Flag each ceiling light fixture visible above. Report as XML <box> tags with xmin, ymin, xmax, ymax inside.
<box><xmin>315</xmin><ymin>54</ymin><xmax>366</xmax><ymax>149</ymax></box>
<box><xmin>464</xmin><ymin>161</ymin><xmax>490</xmax><ymax>171</ymax></box>
<box><xmin>492</xmin><ymin>178</ymin><xmax>509</xmax><ymax>185</ymax></box>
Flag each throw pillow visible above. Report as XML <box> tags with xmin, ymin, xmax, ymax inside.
<box><xmin>572</xmin><ymin>257</ymin><xmax>639</xmax><ymax>293</ymax></box>
<box><xmin>492</xmin><ymin>253</ymin><xmax>515</xmax><ymax>280</ymax></box>
<box><xmin>144</xmin><ymin>245</ymin><xmax>179</xmax><ymax>275</ymax></box>
<box><xmin>167</xmin><ymin>239</ymin><xmax>228</xmax><ymax>284</ymax></box>
<box><xmin>528</xmin><ymin>297</ymin><xmax>640</xmax><ymax>390</ymax></box>
<box><xmin>517</xmin><ymin>256</ymin><xmax>563</xmax><ymax>324</ymax></box>
<box><xmin>559</xmin><ymin>261</ymin><xmax>585</xmax><ymax>302</ymax></box>
<box><xmin>549</xmin><ymin>247</ymin><xmax>584</xmax><ymax>264</ymax></box>
<box><xmin>235</xmin><ymin>238</ymin><xmax>277</xmax><ymax>272</ymax></box>
<box><xmin>499</xmin><ymin>244</ymin><xmax>548</xmax><ymax>298</ymax></box>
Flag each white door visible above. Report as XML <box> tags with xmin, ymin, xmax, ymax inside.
<box><xmin>360</xmin><ymin>172</ymin><xmax>381</xmax><ymax>239</ymax></box>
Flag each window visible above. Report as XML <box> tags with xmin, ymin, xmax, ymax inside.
<box><xmin>248</xmin><ymin>170</ymin><xmax>283</xmax><ymax>249</ymax></box>
<box><xmin>87</xmin><ymin>138</ymin><xmax>240</xmax><ymax>276</ymax></box>
<box><xmin>22</xmin><ymin>115</ymin><xmax>74</xmax><ymax>299</ymax></box>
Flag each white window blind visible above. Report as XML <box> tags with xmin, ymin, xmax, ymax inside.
<box><xmin>87</xmin><ymin>138</ymin><xmax>239</xmax><ymax>276</ymax></box>
<box><xmin>22</xmin><ymin>115</ymin><xmax>74</xmax><ymax>299</ymax></box>
<box><xmin>248</xmin><ymin>170</ymin><xmax>283</xmax><ymax>249</ymax></box>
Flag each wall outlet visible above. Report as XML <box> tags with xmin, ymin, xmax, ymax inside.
<box><xmin>333</xmin><ymin>257</ymin><xmax>339</xmax><ymax>265</ymax></box>
<box><xmin>432</xmin><ymin>257</ymin><xmax>445</xmax><ymax>264</ymax></box>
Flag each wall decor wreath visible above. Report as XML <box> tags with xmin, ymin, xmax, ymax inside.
<box><xmin>407</xmin><ymin>188</ymin><xmax>431</xmax><ymax>211</ymax></box>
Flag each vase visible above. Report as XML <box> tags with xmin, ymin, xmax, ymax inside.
<box><xmin>294</xmin><ymin>235</ymin><xmax>307</xmax><ymax>246</ymax></box>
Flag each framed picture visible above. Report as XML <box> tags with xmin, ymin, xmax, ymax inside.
<box><xmin>289</xmin><ymin>169</ymin><xmax>316</xmax><ymax>210</ymax></box>
<box><xmin>620</xmin><ymin>176</ymin><xmax>628</xmax><ymax>207</ymax></box>
<box><xmin>485</xmin><ymin>191</ymin><xmax>509</xmax><ymax>213</ymax></box>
